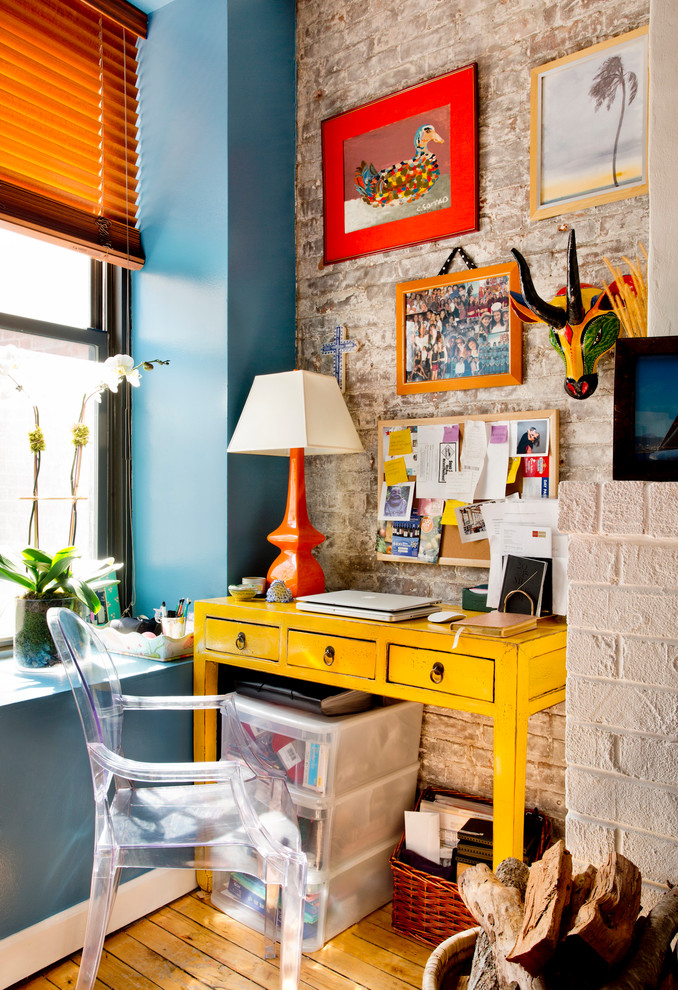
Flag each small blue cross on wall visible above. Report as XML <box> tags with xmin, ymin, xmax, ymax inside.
<box><xmin>321</xmin><ymin>325</ymin><xmax>359</xmax><ymax>392</ymax></box>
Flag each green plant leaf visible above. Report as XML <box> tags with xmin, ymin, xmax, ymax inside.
<box><xmin>80</xmin><ymin>559</ymin><xmax>122</xmax><ymax>583</ymax></box>
<box><xmin>87</xmin><ymin>577</ymin><xmax>120</xmax><ymax>591</ymax></box>
<box><xmin>0</xmin><ymin>564</ymin><xmax>35</xmax><ymax>591</ymax></box>
<box><xmin>62</xmin><ymin>576</ymin><xmax>102</xmax><ymax>614</ymax></box>
<box><xmin>21</xmin><ymin>547</ymin><xmax>54</xmax><ymax>566</ymax></box>
<box><xmin>42</xmin><ymin>555</ymin><xmax>77</xmax><ymax>587</ymax></box>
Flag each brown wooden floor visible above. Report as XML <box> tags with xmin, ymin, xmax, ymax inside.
<box><xmin>15</xmin><ymin>890</ymin><xmax>431</xmax><ymax>990</ymax></box>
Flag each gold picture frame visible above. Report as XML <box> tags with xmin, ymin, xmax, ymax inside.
<box><xmin>530</xmin><ymin>25</ymin><xmax>649</xmax><ymax>221</ymax></box>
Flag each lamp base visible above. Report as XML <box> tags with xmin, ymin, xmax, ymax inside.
<box><xmin>267</xmin><ymin>447</ymin><xmax>326</xmax><ymax>598</ymax></box>
<box><xmin>267</xmin><ymin>552</ymin><xmax>325</xmax><ymax>598</ymax></box>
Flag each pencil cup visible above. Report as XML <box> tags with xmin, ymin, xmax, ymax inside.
<box><xmin>161</xmin><ymin>615</ymin><xmax>187</xmax><ymax>638</ymax></box>
<box><xmin>242</xmin><ymin>576</ymin><xmax>267</xmax><ymax>596</ymax></box>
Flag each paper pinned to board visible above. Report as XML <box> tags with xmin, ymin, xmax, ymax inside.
<box><xmin>444</xmin><ymin>419</ymin><xmax>487</xmax><ymax>502</ymax></box>
<box><xmin>507</xmin><ymin>456</ymin><xmax>521</xmax><ymax>484</ymax></box>
<box><xmin>388</xmin><ymin>429</ymin><xmax>413</xmax><ymax>456</ymax></box>
<box><xmin>442</xmin><ymin>499</ymin><xmax>467</xmax><ymax>525</ymax></box>
<box><xmin>384</xmin><ymin>455</ymin><xmax>409</xmax><ymax>485</ymax></box>
<box><xmin>475</xmin><ymin>420</ymin><xmax>510</xmax><ymax>500</ymax></box>
<box><xmin>416</xmin><ymin>423</ymin><xmax>459</xmax><ymax>499</ymax></box>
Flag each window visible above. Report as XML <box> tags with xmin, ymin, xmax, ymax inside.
<box><xmin>0</xmin><ymin>227</ymin><xmax>130</xmax><ymax>647</ymax></box>
<box><xmin>0</xmin><ymin>0</ymin><xmax>144</xmax><ymax>648</ymax></box>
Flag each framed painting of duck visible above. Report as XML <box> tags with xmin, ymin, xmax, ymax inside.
<box><xmin>321</xmin><ymin>65</ymin><xmax>479</xmax><ymax>265</ymax></box>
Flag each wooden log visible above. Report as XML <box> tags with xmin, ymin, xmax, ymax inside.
<box><xmin>567</xmin><ymin>852</ymin><xmax>641</xmax><ymax>965</ymax></box>
<box><xmin>468</xmin><ymin>859</ymin><xmax>529</xmax><ymax>990</ymax></box>
<box><xmin>507</xmin><ymin>839</ymin><xmax>573</xmax><ymax>975</ymax></box>
<box><xmin>458</xmin><ymin>863</ymin><xmax>548</xmax><ymax>990</ymax></box>
<box><xmin>560</xmin><ymin>865</ymin><xmax>598</xmax><ymax>934</ymax></box>
<box><xmin>599</xmin><ymin>886</ymin><xmax>678</xmax><ymax>990</ymax></box>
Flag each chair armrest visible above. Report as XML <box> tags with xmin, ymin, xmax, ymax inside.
<box><xmin>89</xmin><ymin>742</ymin><xmax>244</xmax><ymax>783</ymax></box>
<box><xmin>121</xmin><ymin>694</ymin><xmax>230</xmax><ymax>711</ymax></box>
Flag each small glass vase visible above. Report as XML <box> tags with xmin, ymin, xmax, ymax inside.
<box><xmin>14</xmin><ymin>596</ymin><xmax>82</xmax><ymax>669</ymax></box>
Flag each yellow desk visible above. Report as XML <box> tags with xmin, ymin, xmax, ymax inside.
<box><xmin>193</xmin><ymin>598</ymin><xmax>566</xmax><ymax>869</ymax></box>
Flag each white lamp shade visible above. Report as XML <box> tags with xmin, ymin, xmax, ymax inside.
<box><xmin>227</xmin><ymin>370</ymin><xmax>363</xmax><ymax>456</ymax></box>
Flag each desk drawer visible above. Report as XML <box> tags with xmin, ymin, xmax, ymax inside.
<box><xmin>204</xmin><ymin>617</ymin><xmax>279</xmax><ymax>663</ymax></box>
<box><xmin>287</xmin><ymin>629</ymin><xmax>376</xmax><ymax>679</ymax></box>
<box><xmin>388</xmin><ymin>646</ymin><xmax>494</xmax><ymax>702</ymax></box>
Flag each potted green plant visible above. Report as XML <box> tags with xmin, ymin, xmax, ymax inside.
<box><xmin>0</xmin><ymin>546</ymin><xmax>121</xmax><ymax>668</ymax></box>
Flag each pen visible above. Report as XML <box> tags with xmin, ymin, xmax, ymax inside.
<box><xmin>177</xmin><ymin>597</ymin><xmax>185</xmax><ymax>617</ymax></box>
<box><xmin>161</xmin><ymin>601</ymin><xmax>167</xmax><ymax>617</ymax></box>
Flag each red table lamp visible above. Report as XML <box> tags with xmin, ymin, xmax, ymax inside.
<box><xmin>227</xmin><ymin>370</ymin><xmax>363</xmax><ymax>597</ymax></box>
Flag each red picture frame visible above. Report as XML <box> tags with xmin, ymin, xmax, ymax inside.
<box><xmin>321</xmin><ymin>65</ymin><xmax>479</xmax><ymax>265</ymax></box>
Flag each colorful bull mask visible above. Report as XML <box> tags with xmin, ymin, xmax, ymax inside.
<box><xmin>510</xmin><ymin>230</ymin><xmax>621</xmax><ymax>400</ymax></box>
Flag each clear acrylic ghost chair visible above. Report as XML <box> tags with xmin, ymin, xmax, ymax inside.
<box><xmin>47</xmin><ymin>607</ymin><xmax>307</xmax><ymax>990</ymax></box>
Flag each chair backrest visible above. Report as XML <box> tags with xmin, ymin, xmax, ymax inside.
<box><xmin>47</xmin><ymin>607</ymin><xmax>125</xmax><ymax>756</ymax></box>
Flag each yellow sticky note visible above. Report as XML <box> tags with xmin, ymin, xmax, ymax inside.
<box><xmin>442</xmin><ymin>499</ymin><xmax>467</xmax><ymax>526</ymax></box>
<box><xmin>384</xmin><ymin>456</ymin><xmax>409</xmax><ymax>485</ymax></box>
<box><xmin>507</xmin><ymin>456</ymin><xmax>521</xmax><ymax>484</ymax></box>
<box><xmin>388</xmin><ymin>429</ymin><xmax>413</xmax><ymax>457</ymax></box>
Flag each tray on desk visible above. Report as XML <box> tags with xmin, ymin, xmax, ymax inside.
<box><xmin>98</xmin><ymin>626</ymin><xmax>194</xmax><ymax>661</ymax></box>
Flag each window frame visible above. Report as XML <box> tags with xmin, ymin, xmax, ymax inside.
<box><xmin>0</xmin><ymin>258</ymin><xmax>132</xmax><ymax>651</ymax></box>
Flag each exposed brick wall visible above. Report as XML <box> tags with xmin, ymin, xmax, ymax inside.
<box><xmin>296</xmin><ymin>0</ymin><xmax>650</xmax><ymax>839</ymax></box>
<box><xmin>560</xmin><ymin>481</ymin><xmax>678</xmax><ymax>902</ymax></box>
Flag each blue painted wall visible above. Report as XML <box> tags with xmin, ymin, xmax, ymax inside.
<box><xmin>132</xmin><ymin>0</ymin><xmax>296</xmax><ymax>616</ymax></box>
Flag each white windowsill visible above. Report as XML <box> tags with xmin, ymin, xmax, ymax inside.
<box><xmin>0</xmin><ymin>651</ymin><xmax>193</xmax><ymax>707</ymax></box>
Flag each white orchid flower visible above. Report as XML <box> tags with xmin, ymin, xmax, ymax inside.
<box><xmin>100</xmin><ymin>353</ymin><xmax>142</xmax><ymax>392</ymax></box>
<box><xmin>0</xmin><ymin>344</ymin><xmax>22</xmax><ymax>378</ymax></box>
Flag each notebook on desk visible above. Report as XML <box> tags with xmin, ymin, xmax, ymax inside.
<box><xmin>295</xmin><ymin>589</ymin><xmax>442</xmax><ymax>622</ymax></box>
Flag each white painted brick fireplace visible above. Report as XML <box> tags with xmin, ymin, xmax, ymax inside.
<box><xmin>559</xmin><ymin>480</ymin><xmax>678</xmax><ymax>904</ymax></box>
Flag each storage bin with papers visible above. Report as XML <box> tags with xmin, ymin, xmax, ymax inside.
<box><xmin>221</xmin><ymin>694</ymin><xmax>423</xmax><ymax>797</ymax></box>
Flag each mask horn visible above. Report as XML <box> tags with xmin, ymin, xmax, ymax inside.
<box><xmin>511</xmin><ymin>248</ymin><xmax>567</xmax><ymax>329</ymax></box>
<box><xmin>566</xmin><ymin>229</ymin><xmax>585</xmax><ymax>326</ymax></box>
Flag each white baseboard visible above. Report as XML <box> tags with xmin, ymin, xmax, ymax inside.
<box><xmin>0</xmin><ymin>869</ymin><xmax>197</xmax><ymax>990</ymax></box>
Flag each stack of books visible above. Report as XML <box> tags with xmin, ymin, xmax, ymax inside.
<box><xmin>416</xmin><ymin>793</ymin><xmax>545</xmax><ymax>880</ymax></box>
<box><xmin>418</xmin><ymin>794</ymin><xmax>492</xmax><ymax>865</ymax></box>
<box><xmin>455</xmin><ymin>817</ymin><xmax>494</xmax><ymax>879</ymax></box>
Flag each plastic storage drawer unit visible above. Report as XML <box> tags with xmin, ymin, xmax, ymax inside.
<box><xmin>212</xmin><ymin>835</ymin><xmax>398</xmax><ymax>952</ymax></box>
<box><xmin>221</xmin><ymin>695</ymin><xmax>423</xmax><ymax>797</ymax></box>
<box><xmin>291</xmin><ymin>761</ymin><xmax>419</xmax><ymax>871</ymax></box>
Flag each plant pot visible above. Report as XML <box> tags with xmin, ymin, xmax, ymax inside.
<box><xmin>422</xmin><ymin>927</ymin><xmax>480</xmax><ymax>990</ymax></box>
<box><xmin>14</xmin><ymin>596</ymin><xmax>82</xmax><ymax>669</ymax></box>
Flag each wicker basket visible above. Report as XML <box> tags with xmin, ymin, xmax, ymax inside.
<box><xmin>422</xmin><ymin>927</ymin><xmax>480</xmax><ymax>990</ymax></box>
<box><xmin>390</xmin><ymin>787</ymin><xmax>548</xmax><ymax>947</ymax></box>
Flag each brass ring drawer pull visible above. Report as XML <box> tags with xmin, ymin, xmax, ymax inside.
<box><xmin>323</xmin><ymin>645</ymin><xmax>335</xmax><ymax>666</ymax></box>
<box><xmin>235</xmin><ymin>632</ymin><xmax>246</xmax><ymax>651</ymax></box>
<box><xmin>430</xmin><ymin>661</ymin><xmax>445</xmax><ymax>684</ymax></box>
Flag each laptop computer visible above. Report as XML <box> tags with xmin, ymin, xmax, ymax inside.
<box><xmin>295</xmin><ymin>590</ymin><xmax>442</xmax><ymax>622</ymax></box>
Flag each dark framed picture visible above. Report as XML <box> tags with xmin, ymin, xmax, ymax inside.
<box><xmin>396</xmin><ymin>262</ymin><xmax>522</xmax><ymax>394</ymax></box>
<box><xmin>321</xmin><ymin>65</ymin><xmax>478</xmax><ymax>265</ymax></box>
<box><xmin>613</xmin><ymin>337</ymin><xmax>678</xmax><ymax>481</ymax></box>
<box><xmin>530</xmin><ymin>26</ymin><xmax>648</xmax><ymax>220</ymax></box>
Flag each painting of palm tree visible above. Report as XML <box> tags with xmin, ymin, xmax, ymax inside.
<box><xmin>531</xmin><ymin>26</ymin><xmax>648</xmax><ymax>220</ymax></box>
<box><xmin>589</xmin><ymin>56</ymin><xmax>638</xmax><ymax>187</ymax></box>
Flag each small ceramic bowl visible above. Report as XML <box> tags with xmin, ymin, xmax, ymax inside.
<box><xmin>228</xmin><ymin>584</ymin><xmax>257</xmax><ymax>601</ymax></box>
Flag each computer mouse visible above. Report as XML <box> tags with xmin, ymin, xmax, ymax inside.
<box><xmin>427</xmin><ymin>610</ymin><xmax>465</xmax><ymax>623</ymax></box>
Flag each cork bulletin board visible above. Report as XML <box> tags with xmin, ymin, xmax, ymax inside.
<box><xmin>377</xmin><ymin>410</ymin><xmax>559</xmax><ymax>568</ymax></box>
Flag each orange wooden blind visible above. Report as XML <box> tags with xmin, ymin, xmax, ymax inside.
<box><xmin>0</xmin><ymin>0</ymin><xmax>148</xmax><ymax>269</ymax></box>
